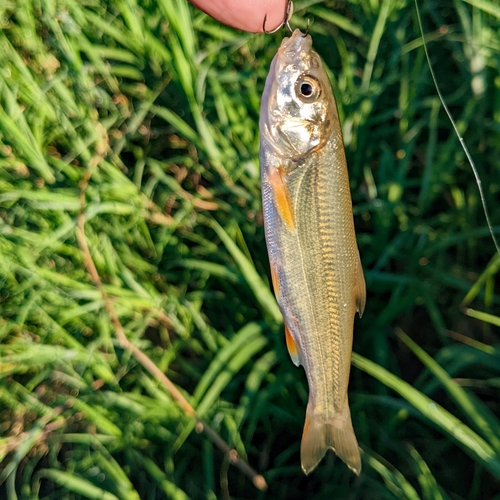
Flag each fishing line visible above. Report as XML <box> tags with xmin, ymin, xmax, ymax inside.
<box><xmin>414</xmin><ymin>0</ymin><xmax>500</xmax><ymax>257</ymax></box>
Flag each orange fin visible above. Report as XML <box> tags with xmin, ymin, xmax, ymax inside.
<box><xmin>355</xmin><ymin>252</ymin><xmax>366</xmax><ymax>317</ymax></box>
<box><xmin>268</xmin><ymin>166</ymin><xmax>295</xmax><ymax>231</ymax></box>
<box><xmin>301</xmin><ymin>404</ymin><xmax>361</xmax><ymax>476</ymax></box>
<box><xmin>285</xmin><ymin>323</ymin><xmax>300</xmax><ymax>367</ymax></box>
<box><xmin>270</xmin><ymin>262</ymin><xmax>280</xmax><ymax>300</ymax></box>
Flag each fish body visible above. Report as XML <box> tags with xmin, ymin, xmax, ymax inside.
<box><xmin>259</xmin><ymin>30</ymin><xmax>366</xmax><ymax>475</ymax></box>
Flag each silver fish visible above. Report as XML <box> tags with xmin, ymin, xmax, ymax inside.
<box><xmin>259</xmin><ymin>29</ymin><xmax>366</xmax><ymax>475</ymax></box>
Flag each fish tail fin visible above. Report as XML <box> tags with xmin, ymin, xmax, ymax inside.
<box><xmin>300</xmin><ymin>404</ymin><xmax>361</xmax><ymax>476</ymax></box>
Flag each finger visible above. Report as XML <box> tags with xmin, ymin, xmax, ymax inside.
<box><xmin>189</xmin><ymin>0</ymin><xmax>289</xmax><ymax>33</ymax></box>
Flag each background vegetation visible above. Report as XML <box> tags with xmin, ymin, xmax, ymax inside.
<box><xmin>1</xmin><ymin>0</ymin><xmax>499</xmax><ymax>498</ymax></box>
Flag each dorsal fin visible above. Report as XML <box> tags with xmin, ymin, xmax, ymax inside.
<box><xmin>354</xmin><ymin>252</ymin><xmax>366</xmax><ymax>317</ymax></box>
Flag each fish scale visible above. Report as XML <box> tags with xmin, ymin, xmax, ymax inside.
<box><xmin>294</xmin><ymin>150</ymin><xmax>352</xmax><ymax>412</ymax></box>
<box><xmin>260</xmin><ymin>29</ymin><xmax>366</xmax><ymax>475</ymax></box>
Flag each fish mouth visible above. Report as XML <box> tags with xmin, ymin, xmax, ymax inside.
<box><xmin>264</xmin><ymin>29</ymin><xmax>313</xmax><ymax>111</ymax></box>
<box><xmin>279</xmin><ymin>29</ymin><xmax>312</xmax><ymax>60</ymax></box>
<box><xmin>259</xmin><ymin>30</ymin><xmax>318</xmax><ymax>157</ymax></box>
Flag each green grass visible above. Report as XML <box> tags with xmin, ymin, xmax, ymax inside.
<box><xmin>1</xmin><ymin>0</ymin><xmax>500</xmax><ymax>498</ymax></box>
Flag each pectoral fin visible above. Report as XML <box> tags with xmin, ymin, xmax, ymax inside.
<box><xmin>354</xmin><ymin>252</ymin><xmax>366</xmax><ymax>317</ymax></box>
<box><xmin>285</xmin><ymin>323</ymin><xmax>301</xmax><ymax>367</ymax></box>
<box><xmin>268</xmin><ymin>166</ymin><xmax>295</xmax><ymax>231</ymax></box>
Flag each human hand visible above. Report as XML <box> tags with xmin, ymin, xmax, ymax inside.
<box><xmin>189</xmin><ymin>0</ymin><xmax>291</xmax><ymax>33</ymax></box>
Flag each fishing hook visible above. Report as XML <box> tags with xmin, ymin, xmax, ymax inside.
<box><xmin>263</xmin><ymin>0</ymin><xmax>293</xmax><ymax>34</ymax></box>
<box><xmin>303</xmin><ymin>18</ymin><xmax>311</xmax><ymax>37</ymax></box>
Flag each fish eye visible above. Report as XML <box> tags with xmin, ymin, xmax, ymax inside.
<box><xmin>295</xmin><ymin>75</ymin><xmax>321</xmax><ymax>102</ymax></box>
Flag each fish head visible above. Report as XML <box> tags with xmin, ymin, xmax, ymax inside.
<box><xmin>260</xmin><ymin>29</ymin><xmax>336</xmax><ymax>160</ymax></box>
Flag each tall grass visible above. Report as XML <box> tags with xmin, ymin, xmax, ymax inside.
<box><xmin>0</xmin><ymin>0</ymin><xmax>499</xmax><ymax>498</ymax></box>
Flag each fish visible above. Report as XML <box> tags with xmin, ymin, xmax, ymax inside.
<box><xmin>259</xmin><ymin>29</ymin><xmax>366</xmax><ymax>475</ymax></box>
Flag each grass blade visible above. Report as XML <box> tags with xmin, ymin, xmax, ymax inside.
<box><xmin>352</xmin><ymin>352</ymin><xmax>500</xmax><ymax>478</ymax></box>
